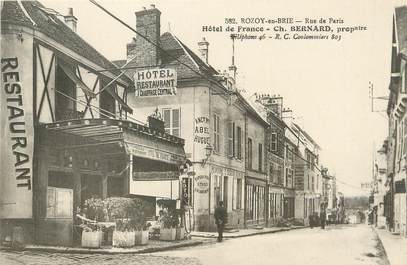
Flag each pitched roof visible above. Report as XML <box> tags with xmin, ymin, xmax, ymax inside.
<box><xmin>1</xmin><ymin>1</ymin><xmax>133</xmax><ymax>86</ymax></box>
<box><xmin>124</xmin><ymin>31</ymin><xmax>219</xmax><ymax>82</ymax></box>
<box><xmin>292</xmin><ymin>123</ymin><xmax>321</xmax><ymax>150</ymax></box>
<box><xmin>395</xmin><ymin>6</ymin><xmax>407</xmax><ymax>53</ymax></box>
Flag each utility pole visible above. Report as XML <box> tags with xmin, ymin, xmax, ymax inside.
<box><xmin>369</xmin><ymin>81</ymin><xmax>388</xmax><ymax>113</ymax></box>
<box><xmin>229</xmin><ymin>34</ymin><xmax>237</xmax><ymax>81</ymax></box>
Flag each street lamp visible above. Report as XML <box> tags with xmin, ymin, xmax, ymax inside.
<box><xmin>202</xmin><ymin>143</ymin><xmax>213</xmax><ymax>166</ymax></box>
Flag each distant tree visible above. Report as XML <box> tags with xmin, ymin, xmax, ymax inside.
<box><xmin>344</xmin><ymin>196</ymin><xmax>369</xmax><ymax>210</ymax></box>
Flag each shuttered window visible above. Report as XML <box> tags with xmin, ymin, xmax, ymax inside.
<box><xmin>237</xmin><ymin>126</ymin><xmax>242</xmax><ymax>159</ymax></box>
<box><xmin>213</xmin><ymin>114</ymin><xmax>220</xmax><ymax>153</ymax></box>
<box><xmin>163</xmin><ymin>108</ymin><xmax>181</xmax><ymax>137</ymax></box>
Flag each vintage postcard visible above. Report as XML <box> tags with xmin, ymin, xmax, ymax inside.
<box><xmin>0</xmin><ymin>0</ymin><xmax>406</xmax><ymax>264</ymax></box>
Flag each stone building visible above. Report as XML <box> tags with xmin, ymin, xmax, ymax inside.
<box><xmin>290</xmin><ymin>123</ymin><xmax>321</xmax><ymax>225</ymax></box>
<box><xmin>256</xmin><ymin>95</ymin><xmax>286</xmax><ymax>225</ymax></box>
<box><xmin>385</xmin><ymin>5</ymin><xmax>407</xmax><ymax>237</ymax></box>
<box><xmin>116</xmin><ymin>6</ymin><xmax>272</xmax><ymax>231</ymax></box>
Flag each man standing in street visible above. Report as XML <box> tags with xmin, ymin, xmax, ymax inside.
<box><xmin>214</xmin><ymin>201</ymin><xmax>227</xmax><ymax>242</ymax></box>
<box><xmin>320</xmin><ymin>209</ymin><xmax>327</xmax><ymax>229</ymax></box>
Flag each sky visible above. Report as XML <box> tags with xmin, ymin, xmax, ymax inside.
<box><xmin>41</xmin><ymin>0</ymin><xmax>405</xmax><ymax>196</ymax></box>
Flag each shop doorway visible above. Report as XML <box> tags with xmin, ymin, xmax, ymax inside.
<box><xmin>81</xmin><ymin>174</ymin><xmax>102</xmax><ymax>204</ymax></box>
<box><xmin>107</xmin><ymin>176</ymin><xmax>124</xmax><ymax>197</ymax></box>
<box><xmin>223</xmin><ymin>176</ymin><xmax>228</xmax><ymax>209</ymax></box>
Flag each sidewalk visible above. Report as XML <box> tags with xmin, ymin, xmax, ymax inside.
<box><xmin>0</xmin><ymin>238</ymin><xmax>208</xmax><ymax>255</ymax></box>
<box><xmin>374</xmin><ymin>227</ymin><xmax>407</xmax><ymax>265</ymax></box>
<box><xmin>0</xmin><ymin>226</ymin><xmax>305</xmax><ymax>255</ymax></box>
<box><xmin>191</xmin><ymin>225</ymin><xmax>305</xmax><ymax>239</ymax></box>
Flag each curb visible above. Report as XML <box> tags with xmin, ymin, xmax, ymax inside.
<box><xmin>371</xmin><ymin>227</ymin><xmax>391</xmax><ymax>265</ymax></box>
<box><xmin>192</xmin><ymin>226</ymin><xmax>306</xmax><ymax>239</ymax></box>
<box><xmin>0</xmin><ymin>240</ymin><xmax>204</xmax><ymax>255</ymax></box>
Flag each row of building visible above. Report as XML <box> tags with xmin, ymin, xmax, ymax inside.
<box><xmin>0</xmin><ymin>1</ymin><xmax>340</xmax><ymax>246</ymax></box>
<box><xmin>371</xmin><ymin>6</ymin><xmax>407</xmax><ymax>238</ymax></box>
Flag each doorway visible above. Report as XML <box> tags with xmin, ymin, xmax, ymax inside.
<box><xmin>81</xmin><ymin>174</ymin><xmax>102</xmax><ymax>205</ymax></box>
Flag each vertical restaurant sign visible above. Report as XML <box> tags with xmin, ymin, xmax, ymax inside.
<box><xmin>0</xmin><ymin>33</ymin><xmax>34</xmax><ymax>218</ymax></box>
<box><xmin>134</xmin><ymin>68</ymin><xmax>177</xmax><ymax>97</ymax></box>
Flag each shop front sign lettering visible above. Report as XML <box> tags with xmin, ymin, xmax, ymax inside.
<box><xmin>2</xmin><ymin>57</ymin><xmax>31</xmax><ymax>190</ymax></box>
<box><xmin>127</xmin><ymin>143</ymin><xmax>184</xmax><ymax>164</ymax></box>
<box><xmin>194</xmin><ymin>175</ymin><xmax>209</xmax><ymax>193</ymax></box>
<box><xmin>194</xmin><ymin>116</ymin><xmax>210</xmax><ymax>144</ymax></box>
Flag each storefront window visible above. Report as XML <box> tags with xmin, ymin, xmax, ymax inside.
<box><xmin>236</xmin><ymin>179</ymin><xmax>242</xmax><ymax>209</ymax></box>
<box><xmin>258</xmin><ymin>143</ymin><xmax>263</xmax><ymax>171</ymax></box>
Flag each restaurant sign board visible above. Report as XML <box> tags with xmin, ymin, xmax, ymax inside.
<box><xmin>134</xmin><ymin>68</ymin><xmax>177</xmax><ymax>97</ymax></box>
<box><xmin>0</xmin><ymin>33</ymin><xmax>34</xmax><ymax>218</ymax></box>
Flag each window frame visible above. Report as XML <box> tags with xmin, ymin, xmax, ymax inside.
<box><xmin>163</xmin><ymin>108</ymin><xmax>181</xmax><ymax>137</ymax></box>
<box><xmin>271</xmin><ymin>133</ymin><xmax>277</xmax><ymax>152</ymax></box>
<box><xmin>236</xmin><ymin>126</ymin><xmax>242</xmax><ymax>160</ymax></box>
<box><xmin>248</xmin><ymin>138</ymin><xmax>253</xmax><ymax>169</ymax></box>
<box><xmin>213</xmin><ymin>113</ymin><xmax>221</xmax><ymax>153</ymax></box>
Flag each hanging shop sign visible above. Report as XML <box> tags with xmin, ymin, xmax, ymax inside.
<box><xmin>0</xmin><ymin>34</ymin><xmax>34</xmax><ymax>218</ymax></box>
<box><xmin>194</xmin><ymin>175</ymin><xmax>209</xmax><ymax>194</ymax></box>
<box><xmin>134</xmin><ymin>68</ymin><xmax>177</xmax><ymax>97</ymax></box>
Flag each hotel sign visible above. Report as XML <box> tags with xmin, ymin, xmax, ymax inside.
<box><xmin>135</xmin><ymin>68</ymin><xmax>177</xmax><ymax>97</ymax></box>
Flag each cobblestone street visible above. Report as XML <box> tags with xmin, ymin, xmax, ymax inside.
<box><xmin>0</xmin><ymin>250</ymin><xmax>202</xmax><ymax>265</ymax></box>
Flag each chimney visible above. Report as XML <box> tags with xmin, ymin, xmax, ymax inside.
<box><xmin>64</xmin><ymin>8</ymin><xmax>77</xmax><ymax>33</ymax></box>
<box><xmin>127</xmin><ymin>5</ymin><xmax>161</xmax><ymax>65</ymax></box>
<box><xmin>198</xmin><ymin>37</ymin><xmax>209</xmax><ymax>63</ymax></box>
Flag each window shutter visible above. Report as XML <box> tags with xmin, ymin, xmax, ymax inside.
<box><xmin>172</xmin><ymin>108</ymin><xmax>180</xmax><ymax>137</ymax></box>
<box><xmin>227</xmin><ymin>122</ymin><xmax>233</xmax><ymax>157</ymax></box>
<box><xmin>163</xmin><ymin>109</ymin><xmax>170</xmax><ymax>134</ymax></box>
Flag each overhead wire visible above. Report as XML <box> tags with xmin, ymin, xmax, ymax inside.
<box><xmin>55</xmin><ymin>90</ymin><xmax>145</xmax><ymax>125</ymax></box>
<box><xmin>89</xmin><ymin>0</ymin><xmax>367</xmax><ymax>194</ymax></box>
<box><xmin>88</xmin><ymin>0</ymin><xmax>227</xmax><ymax>92</ymax></box>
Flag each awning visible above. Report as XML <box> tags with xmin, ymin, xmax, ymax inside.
<box><xmin>59</xmin><ymin>60</ymin><xmax>96</xmax><ymax>99</ymax></box>
<box><xmin>129</xmin><ymin>180</ymin><xmax>179</xmax><ymax>199</ymax></box>
<box><xmin>39</xmin><ymin>118</ymin><xmax>185</xmax><ymax>165</ymax></box>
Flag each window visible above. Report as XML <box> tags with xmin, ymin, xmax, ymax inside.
<box><xmin>404</xmin><ymin>118</ymin><xmax>407</xmax><ymax>156</ymax></box>
<box><xmin>237</xmin><ymin>126</ymin><xmax>242</xmax><ymax>159</ymax></box>
<box><xmin>258</xmin><ymin>143</ymin><xmax>263</xmax><ymax>171</ymax></box>
<box><xmin>47</xmin><ymin>187</ymin><xmax>73</xmax><ymax>218</ymax></box>
<box><xmin>271</xmin><ymin>133</ymin><xmax>277</xmax><ymax>151</ymax></box>
<box><xmin>306</xmin><ymin>153</ymin><xmax>311</xmax><ymax>169</ymax></box>
<box><xmin>163</xmin><ymin>108</ymin><xmax>180</xmax><ymax>137</ymax></box>
<box><xmin>248</xmin><ymin>138</ymin><xmax>253</xmax><ymax>169</ymax></box>
<box><xmin>236</xmin><ymin>179</ymin><xmax>242</xmax><ymax>209</ymax></box>
<box><xmin>311</xmin><ymin>176</ymin><xmax>315</xmax><ymax>191</ymax></box>
<box><xmin>213</xmin><ymin>114</ymin><xmax>220</xmax><ymax>153</ymax></box>
<box><xmin>227</xmin><ymin>122</ymin><xmax>234</xmax><ymax>157</ymax></box>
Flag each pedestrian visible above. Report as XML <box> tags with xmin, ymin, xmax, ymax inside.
<box><xmin>214</xmin><ymin>201</ymin><xmax>227</xmax><ymax>242</ymax></box>
<box><xmin>309</xmin><ymin>214</ymin><xmax>314</xmax><ymax>229</ymax></box>
<box><xmin>320</xmin><ymin>210</ymin><xmax>326</xmax><ymax>229</ymax></box>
